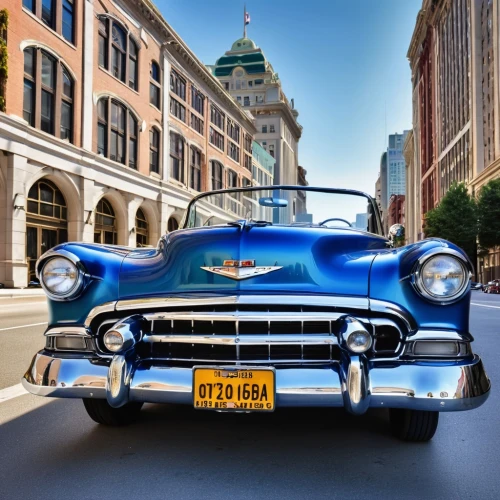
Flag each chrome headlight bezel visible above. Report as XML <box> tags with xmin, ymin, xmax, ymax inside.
<box><xmin>37</xmin><ymin>250</ymin><xmax>87</xmax><ymax>301</ymax></box>
<box><xmin>412</xmin><ymin>249</ymin><xmax>471</xmax><ymax>304</ymax></box>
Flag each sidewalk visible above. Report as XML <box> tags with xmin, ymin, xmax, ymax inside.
<box><xmin>0</xmin><ymin>288</ymin><xmax>46</xmax><ymax>298</ymax></box>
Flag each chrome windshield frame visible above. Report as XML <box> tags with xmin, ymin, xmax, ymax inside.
<box><xmin>181</xmin><ymin>185</ymin><xmax>383</xmax><ymax>236</ymax></box>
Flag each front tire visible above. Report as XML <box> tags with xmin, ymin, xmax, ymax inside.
<box><xmin>389</xmin><ymin>409</ymin><xmax>439</xmax><ymax>442</ymax></box>
<box><xmin>83</xmin><ymin>398</ymin><xmax>143</xmax><ymax>426</ymax></box>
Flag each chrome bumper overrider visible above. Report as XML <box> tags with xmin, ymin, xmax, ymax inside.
<box><xmin>22</xmin><ymin>351</ymin><xmax>490</xmax><ymax>414</ymax></box>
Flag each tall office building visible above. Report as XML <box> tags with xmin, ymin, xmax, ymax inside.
<box><xmin>407</xmin><ymin>0</ymin><xmax>500</xmax><ymax>281</ymax></box>
<box><xmin>211</xmin><ymin>36</ymin><xmax>302</xmax><ymax>186</ymax></box>
<box><xmin>387</xmin><ymin>131</ymin><xmax>410</xmax><ymax>198</ymax></box>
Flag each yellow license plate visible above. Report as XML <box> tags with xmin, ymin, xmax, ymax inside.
<box><xmin>193</xmin><ymin>367</ymin><xmax>275</xmax><ymax>412</ymax></box>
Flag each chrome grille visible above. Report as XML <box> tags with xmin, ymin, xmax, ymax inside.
<box><xmin>93</xmin><ymin>302</ymin><xmax>405</xmax><ymax>364</ymax></box>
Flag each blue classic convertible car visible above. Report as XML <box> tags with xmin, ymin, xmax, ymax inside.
<box><xmin>23</xmin><ymin>186</ymin><xmax>490</xmax><ymax>441</ymax></box>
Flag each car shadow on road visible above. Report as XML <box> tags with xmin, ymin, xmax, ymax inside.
<box><xmin>0</xmin><ymin>398</ymin><xmax>461</xmax><ymax>500</ymax></box>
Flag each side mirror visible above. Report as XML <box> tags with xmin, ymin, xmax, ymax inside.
<box><xmin>259</xmin><ymin>197</ymin><xmax>288</xmax><ymax>208</ymax></box>
<box><xmin>388</xmin><ymin>224</ymin><xmax>405</xmax><ymax>247</ymax></box>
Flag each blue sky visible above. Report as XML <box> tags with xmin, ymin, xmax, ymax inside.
<box><xmin>156</xmin><ymin>0</ymin><xmax>421</xmax><ymax>197</ymax></box>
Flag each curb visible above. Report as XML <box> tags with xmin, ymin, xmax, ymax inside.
<box><xmin>0</xmin><ymin>289</ymin><xmax>46</xmax><ymax>298</ymax></box>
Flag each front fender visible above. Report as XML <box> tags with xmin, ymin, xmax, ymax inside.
<box><xmin>42</xmin><ymin>243</ymin><xmax>129</xmax><ymax>325</ymax></box>
<box><xmin>369</xmin><ymin>239</ymin><xmax>471</xmax><ymax>333</ymax></box>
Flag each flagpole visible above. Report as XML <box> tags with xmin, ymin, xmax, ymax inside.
<box><xmin>243</xmin><ymin>4</ymin><xmax>246</xmax><ymax>38</ymax></box>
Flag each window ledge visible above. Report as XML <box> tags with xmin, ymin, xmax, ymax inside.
<box><xmin>22</xmin><ymin>8</ymin><xmax>77</xmax><ymax>51</ymax></box>
<box><xmin>226</xmin><ymin>155</ymin><xmax>241</xmax><ymax>166</ymax></box>
<box><xmin>149</xmin><ymin>171</ymin><xmax>161</xmax><ymax>179</ymax></box>
<box><xmin>149</xmin><ymin>103</ymin><xmax>162</xmax><ymax>112</ymax></box>
<box><xmin>190</xmin><ymin>108</ymin><xmax>205</xmax><ymax>121</ymax></box>
<box><xmin>169</xmin><ymin>91</ymin><xmax>187</xmax><ymax>103</ymax></box>
<box><xmin>168</xmin><ymin>178</ymin><xmax>188</xmax><ymax>190</ymax></box>
<box><xmin>189</xmin><ymin>127</ymin><xmax>205</xmax><ymax>140</ymax></box>
<box><xmin>209</xmin><ymin>142</ymin><xmax>224</xmax><ymax>153</ymax></box>
<box><xmin>98</xmin><ymin>66</ymin><xmax>140</xmax><ymax>96</ymax></box>
<box><xmin>169</xmin><ymin>114</ymin><xmax>189</xmax><ymax>129</ymax></box>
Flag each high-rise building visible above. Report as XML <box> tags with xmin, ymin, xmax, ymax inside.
<box><xmin>211</xmin><ymin>36</ymin><xmax>302</xmax><ymax>186</ymax></box>
<box><xmin>387</xmin><ymin>131</ymin><xmax>410</xmax><ymax>198</ymax></box>
<box><xmin>252</xmin><ymin>141</ymin><xmax>275</xmax><ymax>186</ymax></box>
<box><xmin>0</xmin><ymin>0</ymin><xmax>256</xmax><ymax>287</ymax></box>
<box><xmin>407</xmin><ymin>0</ymin><xmax>500</xmax><ymax>281</ymax></box>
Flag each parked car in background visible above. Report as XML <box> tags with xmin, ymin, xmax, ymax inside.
<box><xmin>483</xmin><ymin>280</ymin><xmax>500</xmax><ymax>294</ymax></box>
<box><xmin>22</xmin><ymin>186</ymin><xmax>490</xmax><ymax>442</ymax></box>
<box><xmin>471</xmin><ymin>282</ymin><xmax>483</xmax><ymax>290</ymax></box>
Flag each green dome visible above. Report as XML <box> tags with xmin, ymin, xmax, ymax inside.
<box><xmin>230</xmin><ymin>38</ymin><xmax>257</xmax><ymax>52</ymax></box>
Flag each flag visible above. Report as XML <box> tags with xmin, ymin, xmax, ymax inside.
<box><xmin>245</xmin><ymin>12</ymin><xmax>251</xmax><ymax>25</ymax></box>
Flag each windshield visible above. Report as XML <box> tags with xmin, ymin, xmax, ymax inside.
<box><xmin>184</xmin><ymin>187</ymin><xmax>382</xmax><ymax>235</ymax></box>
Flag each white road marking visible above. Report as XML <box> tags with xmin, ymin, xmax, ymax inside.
<box><xmin>471</xmin><ymin>302</ymin><xmax>500</xmax><ymax>310</ymax></box>
<box><xmin>0</xmin><ymin>322</ymin><xmax>47</xmax><ymax>332</ymax></box>
<box><xmin>0</xmin><ymin>383</ymin><xmax>28</xmax><ymax>403</ymax></box>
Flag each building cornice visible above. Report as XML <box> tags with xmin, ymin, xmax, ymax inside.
<box><xmin>252</xmin><ymin>102</ymin><xmax>303</xmax><ymax>139</ymax></box>
<box><xmin>407</xmin><ymin>0</ymin><xmax>445</xmax><ymax>64</ymax></box>
<box><xmin>126</xmin><ymin>0</ymin><xmax>256</xmax><ymax>133</ymax></box>
<box><xmin>407</xmin><ymin>10</ymin><xmax>427</xmax><ymax>62</ymax></box>
<box><xmin>469</xmin><ymin>158</ymin><xmax>500</xmax><ymax>190</ymax></box>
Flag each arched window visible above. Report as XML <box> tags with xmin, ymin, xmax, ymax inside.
<box><xmin>150</xmin><ymin>61</ymin><xmax>161</xmax><ymax>109</ymax></box>
<box><xmin>167</xmin><ymin>217</ymin><xmax>179</xmax><ymax>232</ymax></box>
<box><xmin>94</xmin><ymin>198</ymin><xmax>117</xmax><ymax>245</ymax></box>
<box><xmin>97</xmin><ymin>97</ymin><xmax>138</xmax><ymax>168</ymax></box>
<box><xmin>190</xmin><ymin>147</ymin><xmax>201</xmax><ymax>191</ymax></box>
<box><xmin>170</xmin><ymin>132</ymin><xmax>185</xmax><ymax>183</ymax></box>
<box><xmin>98</xmin><ymin>16</ymin><xmax>139</xmax><ymax>90</ymax></box>
<box><xmin>26</xmin><ymin>179</ymin><xmax>68</xmax><ymax>282</ymax></box>
<box><xmin>227</xmin><ymin>169</ymin><xmax>238</xmax><ymax>189</ymax></box>
<box><xmin>135</xmin><ymin>208</ymin><xmax>148</xmax><ymax>247</ymax></box>
<box><xmin>23</xmin><ymin>47</ymin><xmax>74</xmax><ymax>143</ymax></box>
<box><xmin>23</xmin><ymin>0</ymin><xmax>75</xmax><ymax>44</ymax></box>
<box><xmin>210</xmin><ymin>161</ymin><xmax>224</xmax><ymax>208</ymax></box>
<box><xmin>210</xmin><ymin>161</ymin><xmax>224</xmax><ymax>190</ymax></box>
<box><xmin>150</xmin><ymin>128</ymin><xmax>160</xmax><ymax>174</ymax></box>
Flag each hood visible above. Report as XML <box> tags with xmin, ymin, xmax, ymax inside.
<box><xmin>119</xmin><ymin>225</ymin><xmax>389</xmax><ymax>298</ymax></box>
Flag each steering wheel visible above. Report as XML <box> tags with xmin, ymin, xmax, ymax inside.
<box><xmin>318</xmin><ymin>218</ymin><xmax>352</xmax><ymax>227</ymax></box>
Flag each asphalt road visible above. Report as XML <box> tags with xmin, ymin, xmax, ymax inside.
<box><xmin>0</xmin><ymin>292</ymin><xmax>499</xmax><ymax>500</ymax></box>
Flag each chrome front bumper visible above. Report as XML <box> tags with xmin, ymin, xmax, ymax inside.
<box><xmin>22</xmin><ymin>351</ymin><xmax>490</xmax><ymax>414</ymax></box>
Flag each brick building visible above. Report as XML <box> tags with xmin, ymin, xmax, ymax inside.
<box><xmin>407</xmin><ymin>0</ymin><xmax>500</xmax><ymax>282</ymax></box>
<box><xmin>387</xmin><ymin>194</ymin><xmax>405</xmax><ymax>228</ymax></box>
<box><xmin>0</xmin><ymin>0</ymin><xmax>256</xmax><ymax>287</ymax></box>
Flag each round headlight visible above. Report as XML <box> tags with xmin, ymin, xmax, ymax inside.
<box><xmin>41</xmin><ymin>257</ymin><xmax>80</xmax><ymax>298</ymax></box>
<box><xmin>346</xmin><ymin>330</ymin><xmax>372</xmax><ymax>353</ymax></box>
<box><xmin>103</xmin><ymin>330</ymin><xmax>125</xmax><ymax>352</ymax></box>
<box><xmin>417</xmin><ymin>254</ymin><xmax>468</xmax><ymax>302</ymax></box>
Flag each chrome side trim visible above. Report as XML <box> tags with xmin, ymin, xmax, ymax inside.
<box><xmin>144</xmin><ymin>311</ymin><xmax>359</xmax><ymax>322</ymax></box>
<box><xmin>84</xmin><ymin>301</ymin><xmax>117</xmax><ymax>327</ymax></box>
<box><xmin>142</xmin><ymin>334</ymin><xmax>339</xmax><ymax>345</ymax></box>
<box><xmin>369</xmin><ymin>299</ymin><xmax>416</xmax><ymax>331</ymax></box>
<box><xmin>45</xmin><ymin>327</ymin><xmax>92</xmax><ymax>338</ymax></box>
<box><xmin>141</xmin><ymin>358</ymin><xmax>333</xmax><ymax>364</ymax></box>
<box><xmin>407</xmin><ymin>330</ymin><xmax>473</xmax><ymax>342</ymax></box>
<box><xmin>115</xmin><ymin>295</ymin><xmax>370</xmax><ymax>312</ymax></box>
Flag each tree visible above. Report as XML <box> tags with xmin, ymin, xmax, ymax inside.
<box><xmin>423</xmin><ymin>182</ymin><xmax>477</xmax><ymax>260</ymax></box>
<box><xmin>477</xmin><ymin>178</ymin><xmax>500</xmax><ymax>250</ymax></box>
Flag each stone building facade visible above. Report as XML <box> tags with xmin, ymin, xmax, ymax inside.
<box><xmin>0</xmin><ymin>0</ymin><xmax>256</xmax><ymax>287</ymax></box>
<box><xmin>210</xmin><ymin>37</ymin><xmax>302</xmax><ymax>186</ymax></box>
<box><xmin>407</xmin><ymin>0</ymin><xmax>500</xmax><ymax>281</ymax></box>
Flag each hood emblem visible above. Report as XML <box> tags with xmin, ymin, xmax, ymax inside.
<box><xmin>201</xmin><ymin>260</ymin><xmax>282</xmax><ymax>281</ymax></box>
